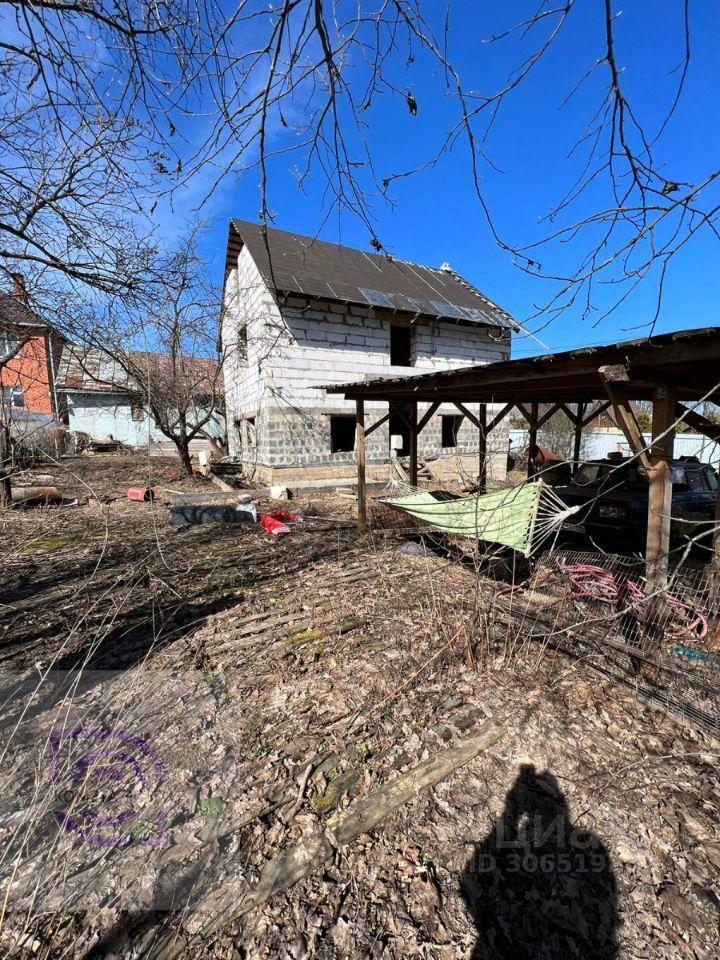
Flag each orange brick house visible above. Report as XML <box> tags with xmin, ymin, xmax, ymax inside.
<box><xmin>0</xmin><ymin>275</ymin><xmax>66</xmax><ymax>424</ymax></box>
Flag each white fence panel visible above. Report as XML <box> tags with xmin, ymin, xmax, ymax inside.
<box><xmin>509</xmin><ymin>428</ymin><xmax>720</xmax><ymax>467</ymax></box>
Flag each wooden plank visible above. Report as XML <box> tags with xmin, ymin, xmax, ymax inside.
<box><xmin>487</xmin><ymin>402</ymin><xmax>514</xmax><ymax>433</ymax></box>
<box><xmin>415</xmin><ymin>401</ymin><xmax>440</xmax><ymax>435</ymax></box>
<box><xmin>559</xmin><ymin>403</ymin><xmax>579</xmax><ymax>425</ymax></box>
<box><xmin>0</xmin><ymin>425</ymin><xmax>11</xmax><ymax>508</ymax></box>
<box><xmin>527</xmin><ymin>401</ymin><xmax>539</xmax><ymax>478</ymax></box>
<box><xmin>714</xmin><ymin>487</ymin><xmax>720</xmax><ymax>591</ymax></box>
<box><xmin>356</xmin><ymin>400</ymin><xmax>366</xmax><ymax>533</ymax></box>
<box><xmin>364</xmin><ymin>412</ymin><xmax>389</xmax><ymax>437</ymax></box>
<box><xmin>155</xmin><ymin>721</ymin><xmax>507</xmax><ymax>959</ymax></box>
<box><xmin>536</xmin><ymin>403</ymin><xmax>563</xmax><ymax>429</ymax></box>
<box><xmin>573</xmin><ymin>402</ymin><xmax>586</xmax><ymax>470</ymax></box>
<box><xmin>597</xmin><ymin>363</ymin><xmax>629</xmax><ymax>383</ymax></box>
<box><xmin>478</xmin><ymin>403</ymin><xmax>487</xmax><ymax>494</ymax></box>
<box><xmin>675</xmin><ymin>404</ymin><xmax>720</xmax><ymax>443</ymax></box>
<box><xmin>328</xmin><ymin>722</ymin><xmax>506</xmax><ymax>845</ymax></box>
<box><xmin>409</xmin><ymin>401</ymin><xmax>418</xmax><ymax>486</ymax></box>
<box><xmin>515</xmin><ymin>402</ymin><xmax>534</xmax><ymax>425</ymax></box>
<box><xmin>599</xmin><ymin>371</ymin><xmax>651</xmax><ymax>470</ymax></box>
<box><xmin>210</xmin><ymin>472</ymin><xmax>237</xmax><ymax>493</ymax></box>
<box><xmin>645</xmin><ymin>387</ymin><xmax>677</xmax><ymax>629</ymax></box>
<box><xmin>452</xmin><ymin>401</ymin><xmax>482</xmax><ymax>430</ymax></box>
<box><xmin>581</xmin><ymin>399</ymin><xmax>612</xmax><ymax>427</ymax></box>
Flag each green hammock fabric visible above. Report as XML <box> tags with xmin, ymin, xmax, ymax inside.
<box><xmin>382</xmin><ymin>482</ymin><xmax>545</xmax><ymax>556</ymax></box>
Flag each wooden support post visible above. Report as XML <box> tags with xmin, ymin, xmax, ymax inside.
<box><xmin>600</xmin><ymin>368</ymin><xmax>651</xmax><ymax>470</ymax></box>
<box><xmin>572</xmin><ymin>403</ymin><xmax>585</xmax><ymax>472</ymax></box>
<box><xmin>409</xmin><ymin>401</ymin><xmax>418</xmax><ymax>487</ymax></box>
<box><xmin>645</xmin><ymin>386</ymin><xmax>677</xmax><ymax>627</ymax></box>
<box><xmin>527</xmin><ymin>402</ymin><xmax>539</xmax><ymax>478</ymax></box>
<box><xmin>0</xmin><ymin>423</ymin><xmax>11</xmax><ymax>508</ymax></box>
<box><xmin>355</xmin><ymin>400</ymin><xmax>366</xmax><ymax>533</ymax></box>
<box><xmin>478</xmin><ymin>403</ymin><xmax>487</xmax><ymax>493</ymax></box>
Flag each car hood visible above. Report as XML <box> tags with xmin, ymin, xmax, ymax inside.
<box><xmin>555</xmin><ymin>485</ymin><xmax>645</xmax><ymax>505</ymax></box>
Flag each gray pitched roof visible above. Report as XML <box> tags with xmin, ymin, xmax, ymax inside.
<box><xmin>227</xmin><ymin>220</ymin><xmax>518</xmax><ymax>330</ymax></box>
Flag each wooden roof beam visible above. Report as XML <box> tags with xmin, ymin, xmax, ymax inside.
<box><xmin>536</xmin><ymin>404</ymin><xmax>565</xmax><ymax>429</ymax></box>
<box><xmin>487</xmin><ymin>402</ymin><xmax>515</xmax><ymax>432</ymax></box>
<box><xmin>415</xmin><ymin>402</ymin><xmax>440</xmax><ymax>434</ymax></box>
<box><xmin>581</xmin><ymin>399</ymin><xmax>612</xmax><ymax>427</ymax></box>
<box><xmin>364</xmin><ymin>412</ymin><xmax>389</xmax><ymax>437</ymax></box>
<box><xmin>599</xmin><ymin>366</ymin><xmax>651</xmax><ymax>470</ymax></box>
<box><xmin>452</xmin><ymin>401</ymin><xmax>482</xmax><ymax>431</ymax></box>
<box><xmin>675</xmin><ymin>404</ymin><xmax>720</xmax><ymax>444</ymax></box>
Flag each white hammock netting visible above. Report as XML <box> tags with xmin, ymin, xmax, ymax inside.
<box><xmin>380</xmin><ymin>478</ymin><xmax>581</xmax><ymax>557</ymax></box>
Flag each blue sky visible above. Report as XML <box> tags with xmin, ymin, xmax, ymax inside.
<box><xmin>157</xmin><ymin>1</ymin><xmax>720</xmax><ymax>358</ymax></box>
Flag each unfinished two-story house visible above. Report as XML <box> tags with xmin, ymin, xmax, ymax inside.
<box><xmin>221</xmin><ymin>220</ymin><xmax>518</xmax><ymax>486</ymax></box>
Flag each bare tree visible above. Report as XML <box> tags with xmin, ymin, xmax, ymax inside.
<box><xmin>2</xmin><ymin>3</ymin><xmax>715</xmax><ymax>346</ymax></box>
<box><xmin>189</xmin><ymin>2</ymin><xmax>715</xmax><ymax>334</ymax></box>
<box><xmin>70</xmin><ymin>232</ymin><xmax>225</xmax><ymax>476</ymax></box>
<box><xmin>0</xmin><ymin>1</ymin><xmax>201</xmax><ymax>297</ymax></box>
<box><xmin>538</xmin><ymin>410</ymin><xmax>580</xmax><ymax>464</ymax></box>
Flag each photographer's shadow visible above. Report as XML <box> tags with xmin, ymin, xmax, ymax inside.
<box><xmin>461</xmin><ymin>764</ymin><xmax>618</xmax><ymax>959</ymax></box>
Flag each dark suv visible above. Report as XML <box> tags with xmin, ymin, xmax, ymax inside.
<box><xmin>555</xmin><ymin>455</ymin><xmax>718</xmax><ymax>551</ymax></box>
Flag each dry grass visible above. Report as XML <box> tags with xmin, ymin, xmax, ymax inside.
<box><xmin>0</xmin><ymin>454</ymin><xmax>719</xmax><ymax>959</ymax></box>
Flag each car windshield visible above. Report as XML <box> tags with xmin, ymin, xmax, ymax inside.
<box><xmin>573</xmin><ymin>461</ymin><xmax>714</xmax><ymax>490</ymax></box>
<box><xmin>573</xmin><ymin>463</ymin><xmax>607</xmax><ymax>485</ymax></box>
<box><xmin>573</xmin><ymin>462</ymin><xmax>636</xmax><ymax>486</ymax></box>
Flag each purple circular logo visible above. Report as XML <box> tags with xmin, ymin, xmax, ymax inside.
<box><xmin>49</xmin><ymin>727</ymin><xmax>169</xmax><ymax>848</ymax></box>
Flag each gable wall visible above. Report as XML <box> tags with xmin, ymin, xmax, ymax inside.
<box><xmin>270</xmin><ymin>302</ymin><xmax>508</xmax><ymax>409</ymax></box>
<box><xmin>222</xmin><ymin>244</ymin><xmax>511</xmax><ymax>478</ymax></box>
<box><xmin>65</xmin><ymin>391</ymin><xmax>165</xmax><ymax>445</ymax></box>
<box><xmin>259</xmin><ymin>303</ymin><xmax>510</xmax><ymax>476</ymax></box>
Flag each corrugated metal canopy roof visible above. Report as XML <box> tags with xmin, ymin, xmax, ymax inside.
<box><xmin>325</xmin><ymin>327</ymin><xmax>720</xmax><ymax>404</ymax></box>
<box><xmin>226</xmin><ymin>219</ymin><xmax>518</xmax><ymax>330</ymax></box>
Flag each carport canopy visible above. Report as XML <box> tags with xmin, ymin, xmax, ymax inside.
<box><xmin>325</xmin><ymin>326</ymin><xmax>720</xmax><ymax>592</ymax></box>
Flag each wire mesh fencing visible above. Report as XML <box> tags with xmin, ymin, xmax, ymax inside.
<box><xmin>491</xmin><ymin>548</ymin><xmax>720</xmax><ymax>736</ymax></box>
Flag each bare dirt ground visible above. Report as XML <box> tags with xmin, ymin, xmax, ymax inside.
<box><xmin>1</xmin><ymin>455</ymin><xmax>719</xmax><ymax>959</ymax></box>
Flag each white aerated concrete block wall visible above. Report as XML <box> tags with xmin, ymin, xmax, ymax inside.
<box><xmin>222</xmin><ymin>252</ymin><xmax>512</xmax><ymax>480</ymax></box>
<box><xmin>222</xmin><ymin>245</ymin><xmax>285</xmax><ymax>459</ymax></box>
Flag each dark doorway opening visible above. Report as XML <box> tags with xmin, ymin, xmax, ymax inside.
<box><xmin>330</xmin><ymin>415</ymin><xmax>356</xmax><ymax>453</ymax></box>
<box><xmin>442</xmin><ymin>414</ymin><xmax>463</xmax><ymax>448</ymax></box>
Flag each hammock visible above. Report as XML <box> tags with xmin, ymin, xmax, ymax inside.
<box><xmin>380</xmin><ymin>479</ymin><xmax>581</xmax><ymax>557</ymax></box>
